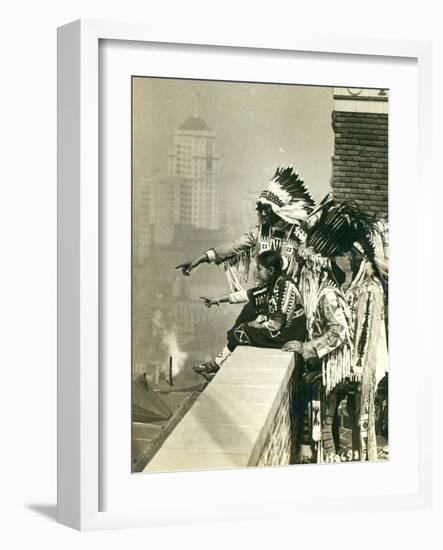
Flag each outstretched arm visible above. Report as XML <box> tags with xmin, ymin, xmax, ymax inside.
<box><xmin>200</xmin><ymin>296</ymin><xmax>226</xmax><ymax>308</ymax></box>
<box><xmin>200</xmin><ymin>289</ymin><xmax>250</xmax><ymax>308</ymax></box>
<box><xmin>207</xmin><ymin>228</ymin><xmax>258</xmax><ymax>264</ymax></box>
<box><xmin>176</xmin><ymin>253</ymin><xmax>209</xmax><ymax>276</ymax></box>
<box><xmin>176</xmin><ymin>228</ymin><xmax>259</xmax><ymax>277</ymax></box>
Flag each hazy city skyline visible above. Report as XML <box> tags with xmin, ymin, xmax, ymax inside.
<box><xmin>133</xmin><ymin>77</ymin><xmax>335</xmax><ymax>215</ymax></box>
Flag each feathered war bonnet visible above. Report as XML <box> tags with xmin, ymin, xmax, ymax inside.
<box><xmin>351</xmin><ymin>220</ymin><xmax>389</xmax><ymax>293</ymax></box>
<box><xmin>301</xmin><ymin>198</ymin><xmax>382</xmax><ymax>272</ymax></box>
<box><xmin>256</xmin><ymin>166</ymin><xmax>316</xmax><ymax>224</ymax></box>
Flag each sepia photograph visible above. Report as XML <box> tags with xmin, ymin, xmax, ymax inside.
<box><xmin>131</xmin><ymin>77</ymin><xmax>389</xmax><ymax>473</ymax></box>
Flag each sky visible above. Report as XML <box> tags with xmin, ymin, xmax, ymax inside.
<box><xmin>133</xmin><ymin>77</ymin><xmax>335</xmax><ymax>212</ymax></box>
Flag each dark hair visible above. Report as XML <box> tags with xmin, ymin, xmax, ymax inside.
<box><xmin>257</xmin><ymin>250</ymin><xmax>283</xmax><ymax>279</ymax></box>
<box><xmin>255</xmin><ymin>203</ymin><xmax>281</xmax><ymax>225</ymax></box>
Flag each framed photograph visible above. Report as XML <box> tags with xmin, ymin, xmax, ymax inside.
<box><xmin>57</xmin><ymin>19</ymin><xmax>434</xmax><ymax>530</ymax></box>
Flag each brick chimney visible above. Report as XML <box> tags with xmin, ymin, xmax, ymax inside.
<box><xmin>331</xmin><ymin>88</ymin><xmax>388</xmax><ymax>221</ymax></box>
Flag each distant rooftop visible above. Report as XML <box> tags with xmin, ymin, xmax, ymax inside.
<box><xmin>177</xmin><ymin>116</ymin><xmax>212</xmax><ymax>132</ymax></box>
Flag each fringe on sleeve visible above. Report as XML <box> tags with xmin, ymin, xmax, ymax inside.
<box><xmin>223</xmin><ymin>248</ymin><xmax>254</xmax><ymax>292</ymax></box>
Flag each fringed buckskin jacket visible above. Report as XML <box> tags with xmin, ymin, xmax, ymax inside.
<box><xmin>205</xmin><ymin>221</ymin><xmax>306</xmax><ymax>290</ymax></box>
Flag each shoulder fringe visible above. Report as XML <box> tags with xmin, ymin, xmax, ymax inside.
<box><xmin>222</xmin><ymin>249</ymin><xmax>253</xmax><ymax>292</ymax></box>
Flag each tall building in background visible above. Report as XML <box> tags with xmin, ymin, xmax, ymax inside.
<box><xmin>136</xmin><ymin>175</ymin><xmax>186</xmax><ymax>261</ymax></box>
<box><xmin>168</xmin><ymin>116</ymin><xmax>220</xmax><ymax>230</ymax></box>
<box><xmin>135</xmin><ymin>115</ymin><xmax>221</xmax><ymax>262</ymax></box>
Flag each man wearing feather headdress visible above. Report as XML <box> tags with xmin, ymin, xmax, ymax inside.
<box><xmin>176</xmin><ymin>166</ymin><xmax>316</xmax><ymax>326</ymax></box>
<box><xmin>282</xmin><ymin>198</ymin><xmax>381</xmax><ymax>463</ymax></box>
<box><xmin>335</xmin><ymin>232</ymin><xmax>388</xmax><ymax>461</ymax></box>
<box><xmin>176</xmin><ymin>165</ymin><xmax>316</xmax><ymax>285</ymax></box>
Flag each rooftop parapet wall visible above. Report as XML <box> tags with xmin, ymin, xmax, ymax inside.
<box><xmin>144</xmin><ymin>347</ymin><xmax>296</xmax><ymax>473</ymax></box>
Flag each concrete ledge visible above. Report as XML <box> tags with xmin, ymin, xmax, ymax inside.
<box><xmin>144</xmin><ymin>347</ymin><xmax>295</xmax><ymax>472</ymax></box>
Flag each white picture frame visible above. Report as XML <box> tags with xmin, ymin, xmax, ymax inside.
<box><xmin>57</xmin><ymin>19</ymin><xmax>435</xmax><ymax>531</ymax></box>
